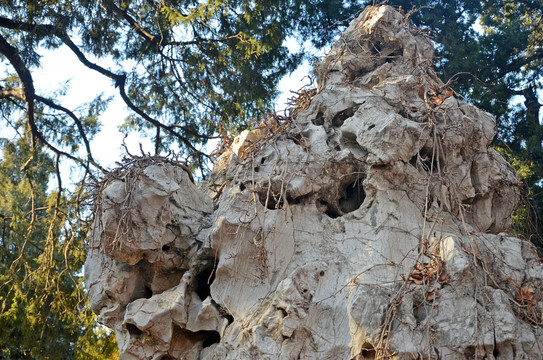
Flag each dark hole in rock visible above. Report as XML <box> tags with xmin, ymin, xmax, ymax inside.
<box><xmin>385</xmin><ymin>49</ymin><xmax>403</xmax><ymax>63</ymax></box>
<box><xmin>371</xmin><ymin>41</ymin><xmax>383</xmax><ymax>55</ymax></box>
<box><xmin>410</xmin><ymin>147</ymin><xmax>438</xmax><ymax>173</ymax></box>
<box><xmin>462</xmin><ymin>196</ymin><xmax>475</xmax><ymax>205</ymax></box>
<box><xmin>126</xmin><ymin>323</ymin><xmax>143</xmax><ymax>338</ymax></box>
<box><xmin>286</xmin><ymin>194</ymin><xmax>301</xmax><ymax>205</ymax></box>
<box><xmin>494</xmin><ymin>346</ymin><xmax>500</xmax><ymax>357</ymax></box>
<box><xmin>174</xmin><ymin>327</ymin><xmax>221</xmax><ymax>350</ymax></box>
<box><xmin>215</xmin><ymin>302</ymin><xmax>234</xmax><ymax>325</ymax></box>
<box><xmin>254</xmin><ymin>166</ymin><xmax>260</xmax><ymax>173</ymax></box>
<box><xmin>313</xmin><ymin>111</ymin><xmax>325</xmax><ymax>126</ymax></box>
<box><xmin>143</xmin><ymin>286</ymin><xmax>153</xmax><ymax>299</ymax></box>
<box><xmin>239</xmin><ymin>183</ymin><xmax>246</xmax><ymax>191</ymax></box>
<box><xmin>324</xmin><ymin>208</ymin><xmax>341</xmax><ymax>219</ymax></box>
<box><xmin>260</xmin><ymin>157</ymin><xmax>266</xmax><ymax>165</ymax></box>
<box><xmin>159</xmin><ymin>356</ymin><xmax>175</xmax><ymax>360</ymax></box>
<box><xmin>409</xmin><ymin>154</ymin><xmax>417</xmax><ymax>167</ymax></box>
<box><xmin>361</xmin><ymin>342</ymin><xmax>376</xmax><ymax>359</ymax></box>
<box><xmin>196</xmin><ymin>267</ymin><xmax>215</xmax><ymax>300</ymax></box>
<box><xmin>162</xmin><ymin>244</ymin><xmax>170</xmax><ymax>252</ymax></box>
<box><xmin>286</xmin><ymin>193</ymin><xmax>311</xmax><ymax>206</ymax></box>
<box><xmin>319</xmin><ymin>199</ymin><xmax>341</xmax><ymax>219</ymax></box>
<box><xmin>331</xmin><ymin>107</ymin><xmax>355</xmax><ymax>127</ymax></box>
<box><xmin>367</xmin><ymin>124</ymin><xmax>375</xmax><ymax>130</ymax></box>
<box><xmin>338</xmin><ymin>180</ymin><xmax>365</xmax><ymax>214</ymax></box>
<box><xmin>259</xmin><ymin>189</ymin><xmax>284</xmax><ymax>210</ymax></box>
<box><xmin>319</xmin><ymin>270</ymin><xmax>325</xmax><ymax>277</ymax></box>
<box><xmin>277</xmin><ymin>307</ymin><xmax>288</xmax><ymax>317</ymax></box>
<box><xmin>201</xmin><ymin>331</ymin><xmax>221</xmax><ymax>348</ymax></box>
<box><xmin>335</xmin><ymin>145</ymin><xmax>342</xmax><ymax>151</ymax></box>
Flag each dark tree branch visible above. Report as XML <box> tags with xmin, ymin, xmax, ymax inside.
<box><xmin>102</xmin><ymin>0</ymin><xmax>159</xmax><ymax>45</ymax></box>
<box><xmin>155</xmin><ymin>126</ymin><xmax>161</xmax><ymax>155</ymax></box>
<box><xmin>0</xmin><ymin>33</ymin><xmax>37</xmax><ymax>147</ymax></box>
<box><xmin>0</xmin><ymin>33</ymin><xmax>99</xmax><ymax>174</ymax></box>
<box><xmin>114</xmin><ymin>74</ymin><xmax>204</xmax><ymax>155</ymax></box>
<box><xmin>495</xmin><ymin>49</ymin><xmax>543</xmax><ymax>79</ymax></box>
<box><xmin>0</xmin><ymin>15</ymin><xmax>209</xmax><ymax>158</ymax></box>
<box><xmin>0</xmin><ymin>86</ymin><xmax>102</xmax><ymax>168</ymax></box>
<box><xmin>34</xmin><ymin>94</ymin><xmax>104</xmax><ymax>172</ymax></box>
<box><xmin>163</xmin><ymin>35</ymin><xmax>238</xmax><ymax>47</ymax></box>
<box><xmin>523</xmin><ymin>87</ymin><xmax>542</xmax><ymax>148</ymax></box>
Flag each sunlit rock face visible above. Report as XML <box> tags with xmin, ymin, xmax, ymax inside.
<box><xmin>85</xmin><ymin>5</ymin><xmax>542</xmax><ymax>360</ymax></box>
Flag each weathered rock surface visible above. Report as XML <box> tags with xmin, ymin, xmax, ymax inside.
<box><xmin>86</xmin><ymin>5</ymin><xmax>543</xmax><ymax>359</ymax></box>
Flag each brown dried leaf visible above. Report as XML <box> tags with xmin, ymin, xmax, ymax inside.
<box><xmin>418</xmin><ymin>85</ymin><xmax>425</xmax><ymax>100</ymax></box>
<box><xmin>410</xmin><ymin>271</ymin><xmax>423</xmax><ymax>280</ymax></box>
<box><xmin>518</xmin><ymin>285</ymin><xmax>537</xmax><ymax>306</ymax></box>
<box><xmin>438</xmin><ymin>273</ymin><xmax>450</xmax><ymax>285</ymax></box>
<box><xmin>426</xmin><ymin>289</ymin><xmax>437</xmax><ymax>301</ymax></box>
<box><xmin>431</xmin><ymin>96</ymin><xmax>443</xmax><ymax>106</ymax></box>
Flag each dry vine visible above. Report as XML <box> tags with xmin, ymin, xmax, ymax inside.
<box><xmin>90</xmin><ymin>147</ymin><xmax>193</xmax><ymax>252</ymax></box>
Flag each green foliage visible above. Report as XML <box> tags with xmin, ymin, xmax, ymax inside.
<box><xmin>1</xmin><ymin>0</ymin><xmax>354</xmax><ymax>156</ymax></box>
<box><xmin>0</xmin><ymin>132</ymin><xmax>117</xmax><ymax>359</ymax></box>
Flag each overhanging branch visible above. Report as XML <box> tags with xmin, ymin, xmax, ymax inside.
<box><xmin>0</xmin><ymin>15</ymin><xmax>209</xmax><ymax>158</ymax></box>
<box><xmin>34</xmin><ymin>94</ymin><xmax>104</xmax><ymax>172</ymax></box>
<box><xmin>0</xmin><ymin>32</ymin><xmax>38</xmax><ymax>147</ymax></box>
<box><xmin>0</xmin><ymin>32</ymin><xmax>97</xmax><ymax>173</ymax></box>
<box><xmin>102</xmin><ymin>0</ymin><xmax>159</xmax><ymax>45</ymax></box>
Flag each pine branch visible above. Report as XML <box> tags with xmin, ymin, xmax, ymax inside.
<box><xmin>0</xmin><ymin>86</ymin><xmax>25</xmax><ymax>101</ymax></box>
<box><xmin>0</xmin><ymin>33</ymin><xmax>95</xmax><ymax>172</ymax></box>
<box><xmin>102</xmin><ymin>0</ymin><xmax>159</xmax><ymax>45</ymax></box>
<box><xmin>34</xmin><ymin>95</ymin><xmax>104</xmax><ymax>172</ymax></box>
<box><xmin>0</xmin><ymin>15</ymin><xmax>209</xmax><ymax>158</ymax></box>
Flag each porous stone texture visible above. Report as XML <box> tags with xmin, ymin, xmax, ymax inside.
<box><xmin>85</xmin><ymin>5</ymin><xmax>543</xmax><ymax>359</ymax></box>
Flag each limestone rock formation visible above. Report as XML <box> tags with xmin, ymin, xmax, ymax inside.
<box><xmin>85</xmin><ymin>5</ymin><xmax>543</xmax><ymax>359</ymax></box>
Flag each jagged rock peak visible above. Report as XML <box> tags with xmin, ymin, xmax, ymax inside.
<box><xmin>85</xmin><ymin>5</ymin><xmax>541</xmax><ymax>360</ymax></box>
<box><xmin>314</xmin><ymin>5</ymin><xmax>435</xmax><ymax>90</ymax></box>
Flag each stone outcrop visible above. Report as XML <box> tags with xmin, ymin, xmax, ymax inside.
<box><xmin>85</xmin><ymin>5</ymin><xmax>543</xmax><ymax>359</ymax></box>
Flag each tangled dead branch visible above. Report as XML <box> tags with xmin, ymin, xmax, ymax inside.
<box><xmin>90</xmin><ymin>149</ymin><xmax>192</xmax><ymax>251</ymax></box>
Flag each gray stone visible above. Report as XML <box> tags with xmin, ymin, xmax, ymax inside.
<box><xmin>85</xmin><ymin>5</ymin><xmax>541</xmax><ymax>359</ymax></box>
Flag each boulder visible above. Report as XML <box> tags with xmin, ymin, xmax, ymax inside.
<box><xmin>86</xmin><ymin>5</ymin><xmax>542</xmax><ymax>359</ymax></box>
